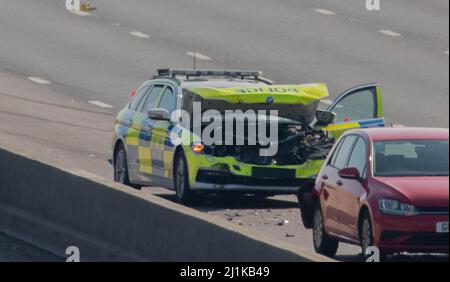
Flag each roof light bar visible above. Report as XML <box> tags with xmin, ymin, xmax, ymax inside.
<box><xmin>156</xmin><ymin>69</ymin><xmax>263</xmax><ymax>79</ymax></box>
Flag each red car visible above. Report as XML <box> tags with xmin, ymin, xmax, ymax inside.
<box><xmin>310</xmin><ymin>127</ymin><xmax>449</xmax><ymax>258</ymax></box>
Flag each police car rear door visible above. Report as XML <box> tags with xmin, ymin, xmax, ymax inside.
<box><xmin>150</xmin><ymin>85</ymin><xmax>176</xmax><ymax>180</ymax></box>
<box><xmin>125</xmin><ymin>84</ymin><xmax>151</xmax><ymax>180</ymax></box>
<box><xmin>135</xmin><ymin>84</ymin><xmax>165</xmax><ymax>181</ymax></box>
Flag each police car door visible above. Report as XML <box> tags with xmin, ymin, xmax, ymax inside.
<box><xmin>125</xmin><ymin>84</ymin><xmax>151</xmax><ymax>180</ymax></box>
<box><xmin>324</xmin><ymin>84</ymin><xmax>385</xmax><ymax>140</ymax></box>
<box><xmin>135</xmin><ymin>84</ymin><xmax>165</xmax><ymax>182</ymax></box>
<box><xmin>150</xmin><ymin>85</ymin><xmax>176</xmax><ymax>182</ymax></box>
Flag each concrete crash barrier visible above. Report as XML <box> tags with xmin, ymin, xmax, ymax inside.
<box><xmin>0</xmin><ymin>145</ymin><xmax>333</xmax><ymax>262</ymax></box>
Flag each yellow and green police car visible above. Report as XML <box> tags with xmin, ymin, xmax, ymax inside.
<box><xmin>112</xmin><ymin>69</ymin><xmax>384</xmax><ymax>205</ymax></box>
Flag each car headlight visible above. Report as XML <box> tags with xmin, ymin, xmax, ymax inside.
<box><xmin>378</xmin><ymin>199</ymin><xmax>419</xmax><ymax>216</ymax></box>
<box><xmin>191</xmin><ymin>143</ymin><xmax>205</xmax><ymax>154</ymax></box>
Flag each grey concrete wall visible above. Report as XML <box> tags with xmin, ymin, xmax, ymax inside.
<box><xmin>0</xmin><ymin>145</ymin><xmax>332</xmax><ymax>262</ymax></box>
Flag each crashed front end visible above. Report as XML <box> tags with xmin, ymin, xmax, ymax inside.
<box><xmin>180</xmin><ymin>84</ymin><xmax>334</xmax><ymax>194</ymax></box>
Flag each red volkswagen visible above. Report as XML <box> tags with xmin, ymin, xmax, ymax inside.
<box><xmin>311</xmin><ymin>128</ymin><xmax>449</xmax><ymax>258</ymax></box>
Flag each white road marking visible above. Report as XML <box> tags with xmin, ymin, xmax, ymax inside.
<box><xmin>89</xmin><ymin>101</ymin><xmax>114</xmax><ymax>109</ymax></box>
<box><xmin>72</xmin><ymin>170</ymin><xmax>106</xmax><ymax>181</ymax></box>
<box><xmin>70</xmin><ymin>10</ymin><xmax>91</xmax><ymax>16</ymax></box>
<box><xmin>314</xmin><ymin>9</ymin><xmax>336</xmax><ymax>15</ymax></box>
<box><xmin>129</xmin><ymin>31</ymin><xmax>150</xmax><ymax>39</ymax></box>
<box><xmin>320</xmin><ymin>99</ymin><xmax>334</xmax><ymax>106</ymax></box>
<box><xmin>379</xmin><ymin>30</ymin><xmax>402</xmax><ymax>37</ymax></box>
<box><xmin>186</xmin><ymin>51</ymin><xmax>212</xmax><ymax>61</ymax></box>
<box><xmin>28</xmin><ymin>77</ymin><xmax>51</xmax><ymax>85</ymax></box>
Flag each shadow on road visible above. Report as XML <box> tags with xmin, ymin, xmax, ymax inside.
<box><xmin>157</xmin><ymin>193</ymin><xmax>299</xmax><ymax>211</ymax></box>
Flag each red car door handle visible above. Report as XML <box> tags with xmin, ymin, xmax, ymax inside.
<box><xmin>336</xmin><ymin>180</ymin><xmax>343</xmax><ymax>186</ymax></box>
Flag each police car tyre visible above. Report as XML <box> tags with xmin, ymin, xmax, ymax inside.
<box><xmin>313</xmin><ymin>204</ymin><xmax>339</xmax><ymax>257</ymax></box>
<box><xmin>114</xmin><ymin>144</ymin><xmax>141</xmax><ymax>190</ymax></box>
<box><xmin>297</xmin><ymin>188</ymin><xmax>315</xmax><ymax>229</ymax></box>
<box><xmin>175</xmin><ymin>152</ymin><xmax>198</xmax><ymax>205</ymax></box>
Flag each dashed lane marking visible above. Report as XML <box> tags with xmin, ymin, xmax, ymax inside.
<box><xmin>320</xmin><ymin>99</ymin><xmax>334</xmax><ymax>106</ymax></box>
<box><xmin>186</xmin><ymin>51</ymin><xmax>212</xmax><ymax>61</ymax></box>
<box><xmin>314</xmin><ymin>9</ymin><xmax>336</xmax><ymax>15</ymax></box>
<box><xmin>129</xmin><ymin>31</ymin><xmax>150</xmax><ymax>39</ymax></box>
<box><xmin>28</xmin><ymin>77</ymin><xmax>51</xmax><ymax>85</ymax></box>
<box><xmin>379</xmin><ymin>30</ymin><xmax>402</xmax><ymax>37</ymax></box>
<box><xmin>89</xmin><ymin>101</ymin><xmax>114</xmax><ymax>109</ymax></box>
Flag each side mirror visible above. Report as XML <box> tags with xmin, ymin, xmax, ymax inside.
<box><xmin>338</xmin><ymin>167</ymin><xmax>360</xmax><ymax>180</ymax></box>
<box><xmin>315</xmin><ymin>110</ymin><xmax>336</xmax><ymax>126</ymax></box>
<box><xmin>148</xmin><ymin>108</ymin><xmax>170</xmax><ymax>121</ymax></box>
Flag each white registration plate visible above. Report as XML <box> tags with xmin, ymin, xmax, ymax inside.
<box><xmin>436</xmin><ymin>222</ymin><xmax>449</xmax><ymax>233</ymax></box>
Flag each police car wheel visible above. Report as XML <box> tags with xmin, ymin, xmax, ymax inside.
<box><xmin>115</xmin><ymin>145</ymin><xmax>141</xmax><ymax>190</ymax></box>
<box><xmin>175</xmin><ymin>153</ymin><xmax>197</xmax><ymax>205</ymax></box>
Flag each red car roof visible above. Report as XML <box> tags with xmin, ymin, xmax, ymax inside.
<box><xmin>351</xmin><ymin>127</ymin><xmax>449</xmax><ymax>141</ymax></box>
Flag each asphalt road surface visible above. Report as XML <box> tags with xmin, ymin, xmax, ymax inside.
<box><xmin>0</xmin><ymin>0</ymin><xmax>448</xmax><ymax>261</ymax></box>
<box><xmin>0</xmin><ymin>0</ymin><xmax>448</xmax><ymax>127</ymax></box>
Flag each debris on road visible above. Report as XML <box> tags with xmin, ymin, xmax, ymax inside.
<box><xmin>80</xmin><ymin>3</ymin><xmax>97</xmax><ymax>11</ymax></box>
<box><xmin>225</xmin><ymin>212</ymin><xmax>242</xmax><ymax>218</ymax></box>
<box><xmin>277</xmin><ymin>220</ymin><xmax>290</xmax><ymax>226</ymax></box>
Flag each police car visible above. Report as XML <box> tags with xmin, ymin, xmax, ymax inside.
<box><xmin>112</xmin><ymin>69</ymin><xmax>385</xmax><ymax>205</ymax></box>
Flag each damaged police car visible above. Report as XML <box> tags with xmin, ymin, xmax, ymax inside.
<box><xmin>112</xmin><ymin>69</ymin><xmax>384</xmax><ymax>205</ymax></box>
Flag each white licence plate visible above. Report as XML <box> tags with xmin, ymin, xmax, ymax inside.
<box><xmin>436</xmin><ymin>222</ymin><xmax>449</xmax><ymax>233</ymax></box>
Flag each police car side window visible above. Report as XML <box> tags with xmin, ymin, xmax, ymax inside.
<box><xmin>139</xmin><ymin>85</ymin><xmax>164</xmax><ymax>113</ymax></box>
<box><xmin>158</xmin><ymin>87</ymin><xmax>175</xmax><ymax>113</ymax></box>
<box><xmin>332</xmin><ymin>89</ymin><xmax>376</xmax><ymax>123</ymax></box>
<box><xmin>129</xmin><ymin>86</ymin><xmax>150</xmax><ymax>111</ymax></box>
